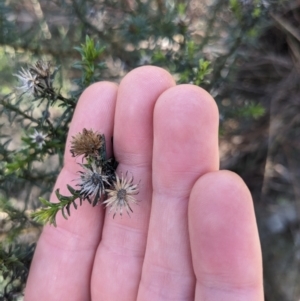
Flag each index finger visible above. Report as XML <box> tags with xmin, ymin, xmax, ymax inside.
<box><xmin>25</xmin><ymin>82</ymin><xmax>117</xmax><ymax>301</ymax></box>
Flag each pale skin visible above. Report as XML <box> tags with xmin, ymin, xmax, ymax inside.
<box><xmin>25</xmin><ymin>66</ymin><xmax>264</xmax><ymax>301</ymax></box>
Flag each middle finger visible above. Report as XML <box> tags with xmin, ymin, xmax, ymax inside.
<box><xmin>91</xmin><ymin>66</ymin><xmax>175</xmax><ymax>300</ymax></box>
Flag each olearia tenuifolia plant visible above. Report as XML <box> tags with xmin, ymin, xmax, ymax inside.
<box><xmin>10</xmin><ymin>37</ymin><xmax>139</xmax><ymax>228</ymax></box>
<box><xmin>31</xmin><ymin>128</ymin><xmax>140</xmax><ymax>226</ymax></box>
<box><xmin>13</xmin><ymin>59</ymin><xmax>75</xmax><ymax>106</ymax></box>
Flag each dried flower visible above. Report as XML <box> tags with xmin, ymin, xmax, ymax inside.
<box><xmin>70</xmin><ymin>128</ymin><xmax>104</xmax><ymax>159</ymax></box>
<box><xmin>30</xmin><ymin>60</ymin><xmax>51</xmax><ymax>78</ymax></box>
<box><xmin>14</xmin><ymin>67</ymin><xmax>39</xmax><ymax>95</ymax></box>
<box><xmin>30</xmin><ymin>60</ymin><xmax>52</xmax><ymax>78</ymax></box>
<box><xmin>103</xmin><ymin>173</ymin><xmax>139</xmax><ymax>217</ymax></box>
<box><xmin>29</xmin><ymin>129</ymin><xmax>47</xmax><ymax>148</ymax></box>
<box><xmin>77</xmin><ymin>162</ymin><xmax>109</xmax><ymax>206</ymax></box>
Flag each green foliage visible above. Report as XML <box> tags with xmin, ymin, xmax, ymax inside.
<box><xmin>238</xmin><ymin>102</ymin><xmax>265</xmax><ymax>119</ymax></box>
<box><xmin>73</xmin><ymin>35</ymin><xmax>106</xmax><ymax>91</ymax></box>
<box><xmin>0</xmin><ymin>243</ymin><xmax>35</xmax><ymax>300</ymax></box>
<box><xmin>0</xmin><ymin>197</ymin><xmax>37</xmax><ymax>299</ymax></box>
<box><xmin>0</xmin><ymin>198</ymin><xmax>33</xmax><ymax>243</ymax></box>
<box><xmin>0</xmin><ymin>2</ymin><xmax>17</xmax><ymax>45</ymax></box>
<box><xmin>230</xmin><ymin>0</ymin><xmax>242</xmax><ymax>19</ymax></box>
<box><xmin>194</xmin><ymin>59</ymin><xmax>213</xmax><ymax>86</ymax></box>
<box><xmin>177</xmin><ymin>3</ymin><xmax>187</xmax><ymax>16</ymax></box>
<box><xmin>31</xmin><ymin>190</ymin><xmax>81</xmax><ymax>227</ymax></box>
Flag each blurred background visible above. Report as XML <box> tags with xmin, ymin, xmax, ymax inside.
<box><xmin>0</xmin><ymin>0</ymin><xmax>299</xmax><ymax>300</ymax></box>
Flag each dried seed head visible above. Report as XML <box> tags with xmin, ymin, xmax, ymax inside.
<box><xmin>30</xmin><ymin>60</ymin><xmax>52</xmax><ymax>78</ymax></box>
<box><xmin>103</xmin><ymin>173</ymin><xmax>139</xmax><ymax>217</ymax></box>
<box><xmin>13</xmin><ymin>67</ymin><xmax>40</xmax><ymax>95</ymax></box>
<box><xmin>77</xmin><ymin>163</ymin><xmax>109</xmax><ymax>206</ymax></box>
<box><xmin>70</xmin><ymin>128</ymin><xmax>104</xmax><ymax>159</ymax></box>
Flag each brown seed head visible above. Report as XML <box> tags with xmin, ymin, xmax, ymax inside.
<box><xmin>103</xmin><ymin>173</ymin><xmax>139</xmax><ymax>217</ymax></box>
<box><xmin>70</xmin><ymin>128</ymin><xmax>104</xmax><ymax>158</ymax></box>
<box><xmin>30</xmin><ymin>60</ymin><xmax>52</xmax><ymax>78</ymax></box>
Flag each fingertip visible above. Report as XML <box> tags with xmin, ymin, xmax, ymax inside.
<box><xmin>154</xmin><ymin>84</ymin><xmax>219</xmax><ymax>156</ymax></box>
<box><xmin>114</xmin><ymin>65</ymin><xmax>175</xmax><ymax>164</ymax></box>
<box><xmin>119</xmin><ymin>65</ymin><xmax>175</xmax><ymax>90</ymax></box>
<box><xmin>189</xmin><ymin>170</ymin><xmax>258</xmax><ymax>250</ymax></box>
<box><xmin>189</xmin><ymin>170</ymin><xmax>263</xmax><ymax>296</ymax></box>
<box><xmin>189</xmin><ymin>170</ymin><xmax>252</xmax><ymax>214</ymax></box>
<box><xmin>79</xmin><ymin>81</ymin><xmax>118</xmax><ymax>100</ymax></box>
<box><xmin>189</xmin><ymin>170</ymin><xmax>257</xmax><ymax>234</ymax></box>
<box><xmin>73</xmin><ymin>81</ymin><xmax>118</xmax><ymax>120</ymax></box>
<box><xmin>70</xmin><ymin>81</ymin><xmax>118</xmax><ymax>128</ymax></box>
<box><xmin>152</xmin><ymin>84</ymin><xmax>219</xmax><ymax>195</ymax></box>
<box><xmin>154</xmin><ymin>84</ymin><xmax>219</xmax><ymax>122</ymax></box>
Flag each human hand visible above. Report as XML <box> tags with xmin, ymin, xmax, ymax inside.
<box><xmin>25</xmin><ymin>66</ymin><xmax>263</xmax><ymax>301</ymax></box>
